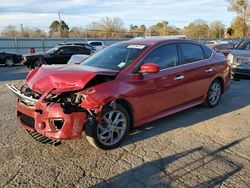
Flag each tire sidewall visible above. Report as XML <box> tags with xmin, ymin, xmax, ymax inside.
<box><xmin>85</xmin><ymin>104</ymin><xmax>130</xmax><ymax>150</ymax></box>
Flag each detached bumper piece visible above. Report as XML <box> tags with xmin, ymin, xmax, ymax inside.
<box><xmin>6</xmin><ymin>84</ymin><xmax>38</xmax><ymax>105</ymax></box>
<box><xmin>26</xmin><ymin>130</ymin><xmax>62</xmax><ymax>146</ymax></box>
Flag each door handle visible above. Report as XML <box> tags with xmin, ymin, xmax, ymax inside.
<box><xmin>174</xmin><ymin>75</ymin><xmax>184</xmax><ymax>81</ymax></box>
<box><xmin>205</xmin><ymin>68</ymin><xmax>213</xmax><ymax>73</ymax></box>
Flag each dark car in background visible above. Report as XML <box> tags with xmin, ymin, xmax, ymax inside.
<box><xmin>22</xmin><ymin>45</ymin><xmax>92</xmax><ymax>68</ymax></box>
<box><xmin>228</xmin><ymin>38</ymin><xmax>250</xmax><ymax>79</ymax></box>
<box><xmin>58</xmin><ymin>42</ymin><xmax>95</xmax><ymax>53</ymax></box>
<box><xmin>0</xmin><ymin>51</ymin><xmax>22</xmax><ymax>66</ymax></box>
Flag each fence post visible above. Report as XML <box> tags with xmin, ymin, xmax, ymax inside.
<box><xmin>14</xmin><ymin>37</ymin><xmax>19</xmax><ymax>54</ymax></box>
<box><xmin>42</xmin><ymin>38</ymin><xmax>45</xmax><ymax>52</ymax></box>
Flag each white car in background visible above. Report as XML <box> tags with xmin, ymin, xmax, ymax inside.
<box><xmin>67</xmin><ymin>54</ymin><xmax>89</xmax><ymax>64</ymax></box>
<box><xmin>88</xmin><ymin>41</ymin><xmax>105</xmax><ymax>51</ymax></box>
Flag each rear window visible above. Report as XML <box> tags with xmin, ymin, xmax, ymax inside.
<box><xmin>203</xmin><ymin>45</ymin><xmax>213</xmax><ymax>58</ymax></box>
<box><xmin>180</xmin><ymin>43</ymin><xmax>205</xmax><ymax>64</ymax></box>
<box><xmin>90</xmin><ymin>42</ymin><xmax>103</xmax><ymax>46</ymax></box>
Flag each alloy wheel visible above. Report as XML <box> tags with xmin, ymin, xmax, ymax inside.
<box><xmin>5</xmin><ymin>58</ymin><xmax>15</xmax><ymax>66</ymax></box>
<box><xmin>97</xmin><ymin>110</ymin><xmax>127</xmax><ymax>146</ymax></box>
<box><xmin>208</xmin><ymin>81</ymin><xmax>221</xmax><ymax>106</ymax></box>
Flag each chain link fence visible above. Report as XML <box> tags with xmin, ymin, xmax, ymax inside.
<box><xmin>0</xmin><ymin>37</ymin><xmax>241</xmax><ymax>55</ymax></box>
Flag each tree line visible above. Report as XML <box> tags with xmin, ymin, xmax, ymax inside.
<box><xmin>1</xmin><ymin>0</ymin><xmax>249</xmax><ymax>39</ymax></box>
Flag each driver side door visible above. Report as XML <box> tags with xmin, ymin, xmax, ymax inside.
<box><xmin>129</xmin><ymin>43</ymin><xmax>186</xmax><ymax>125</ymax></box>
<box><xmin>52</xmin><ymin>47</ymin><xmax>74</xmax><ymax>64</ymax></box>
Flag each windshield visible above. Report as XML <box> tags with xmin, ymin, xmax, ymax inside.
<box><xmin>80</xmin><ymin>43</ymin><xmax>148</xmax><ymax>70</ymax></box>
<box><xmin>84</xmin><ymin>44</ymin><xmax>94</xmax><ymax>50</ymax></box>
<box><xmin>46</xmin><ymin>47</ymin><xmax>59</xmax><ymax>54</ymax></box>
<box><xmin>236</xmin><ymin>40</ymin><xmax>250</xmax><ymax>50</ymax></box>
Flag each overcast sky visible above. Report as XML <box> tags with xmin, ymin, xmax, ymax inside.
<box><xmin>0</xmin><ymin>0</ymin><xmax>236</xmax><ymax>30</ymax></box>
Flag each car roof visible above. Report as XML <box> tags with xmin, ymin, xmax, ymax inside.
<box><xmin>57</xmin><ymin>45</ymin><xmax>84</xmax><ymax>48</ymax></box>
<box><xmin>88</xmin><ymin>41</ymin><xmax>103</xmax><ymax>43</ymax></box>
<box><xmin>121</xmin><ymin>38</ymin><xmax>197</xmax><ymax>46</ymax></box>
<box><xmin>59</xmin><ymin>42</ymin><xmax>89</xmax><ymax>45</ymax></box>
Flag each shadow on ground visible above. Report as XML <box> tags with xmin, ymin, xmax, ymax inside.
<box><xmin>123</xmin><ymin>80</ymin><xmax>250</xmax><ymax>147</ymax></box>
<box><xmin>0</xmin><ymin>65</ymin><xmax>29</xmax><ymax>81</ymax></box>
<box><xmin>93</xmin><ymin>137</ymin><xmax>248</xmax><ymax>187</ymax></box>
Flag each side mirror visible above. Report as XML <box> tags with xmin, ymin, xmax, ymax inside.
<box><xmin>140</xmin><ymin>63</ymin><xmax>160</xmax><ymax>73</ymax></box>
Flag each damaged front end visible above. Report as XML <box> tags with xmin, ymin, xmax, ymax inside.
<box><xmin>7</xmin><ymin>84</ymin><xmax>90</xmax><ymax>140</ymax></box>
<box><xmin>7</xmin><ymin>65</ymin><xmax>118</xmax><ymax>143</ymax></box>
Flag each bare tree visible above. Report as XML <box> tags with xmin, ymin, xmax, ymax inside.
<box><xmin>1</xmin><ymin>25</ymin><xmax>18</xmax><ymax>37</ymax></box>
<box><xmin>86</xmin><ymin>17</ymin><xmax>126</xmax><ymax>38</ymax></box>
<box><xmin>29</xmin><ymin>28</ymin><xmax>47</xmax><ymax>38</ymax></box>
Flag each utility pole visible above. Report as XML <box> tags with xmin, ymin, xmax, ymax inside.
<box><xmin>58</xmin><ymin>12</ymin><xmax>62</xmax><ymax>38</ymax></box>
<box><xmin>20</xmin><ymin>24</ymin><xmax>24</xmax><ymax>37</ymax></box>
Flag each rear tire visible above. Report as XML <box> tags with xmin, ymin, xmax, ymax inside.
<box><xmin>205</xmin><ymin>79</ymin><xmax>222</xmax><ymax>108</ymax></box>
<box><xmin>85</xmin><ymin>104</ymin><xmax>130</xmax><ymax>150</ymax></box>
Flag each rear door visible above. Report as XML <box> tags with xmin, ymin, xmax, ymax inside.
<box><xmin>178</xmin><ymin>43</ymin><xmax>216</xmax><ymax>103</ymax></box>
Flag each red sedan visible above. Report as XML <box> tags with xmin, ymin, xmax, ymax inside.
<box><xmin>8</xmin><ymin>38</ymin><xmax>231</xmax><ymax>149</ymax></box>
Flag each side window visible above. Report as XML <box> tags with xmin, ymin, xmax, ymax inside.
<box><xmin>203</xmin><ymin>45</ymin><xmax>213</xmax><ymax>59</ymax></box>
<box><xmin>180</xmin><ymin>43</ymin><xmax>205</xmax><ymax>64</ymax></box>
<box><xmin>83</xmin><ymin>44</ymin><xmax>93</xmax><ymax>51</ymax></box>
<box><xmin>90</xmin><ymin>42</ymin><xmax>102</xmax><ymax>46</ymax></box>
<box><xmin>142</xmin><ymin>44</ymin><xmax>179</xmax><ymax>69</ymax></box>
<box><xmin>58</xmin><ymin>47</ymin><xmax>73</xmax><ymax>55</ymax></box>
<box><xmin>73</xmin><ymin>47</ymin><xmax>85</xmax><ymax>53</ymax></box>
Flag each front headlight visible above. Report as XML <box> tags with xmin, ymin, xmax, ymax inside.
<box><xmin>227</xmin><ymin>54</ymin><xmax>233</xmax><ymax>64</ymax></box>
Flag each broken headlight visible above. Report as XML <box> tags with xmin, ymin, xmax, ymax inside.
<box><xmin>45</xmin><ymin>92</ymin><xmax>85</xmax><ymax>114</ymax></box>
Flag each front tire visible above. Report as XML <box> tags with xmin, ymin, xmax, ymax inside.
<box><xmin>85</xmin><ymin>104</ymin><xmax>130</xmax><ymax>150</ymax></box>
<box><xmin>205</xmin><ymin>79</ymin><xmax>222</xmax><ymax>107</ymax></box>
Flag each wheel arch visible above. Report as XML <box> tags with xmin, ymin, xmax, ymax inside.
<box><xmin>213</xmin><ymin>76</ymin><xmax>224</xmax><ymax>93</ymax></box>
<box><xmin>115</xmin><ymin>99</ymin><xmax>134</xmax><ymax>129</ymax></box>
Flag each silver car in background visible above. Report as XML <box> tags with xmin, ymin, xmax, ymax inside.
<box><xmin>228</xmin><ymin>38</ymin><xmax>250</xmax><ymax>79</ymax></box>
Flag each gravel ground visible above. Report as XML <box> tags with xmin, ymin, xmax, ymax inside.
<box><xmin>0</xmin><ymin>66</ymin><xmax>250</xmax><ymax>188</ymax></box>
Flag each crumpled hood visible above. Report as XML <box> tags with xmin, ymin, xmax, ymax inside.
<box><xmin>231</xmin><ymin>50</ymin><xmax>250</xmax><ymax>58</ymax></box>
<box><xmin>26</xmin><ymin>65</ymin><xmax>118</xmax><ymax>94</ymax></box>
